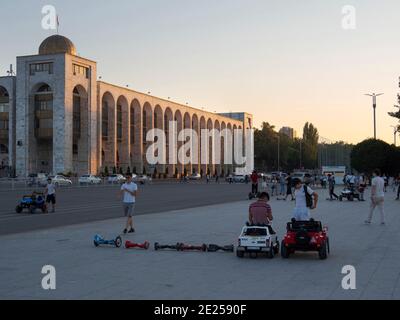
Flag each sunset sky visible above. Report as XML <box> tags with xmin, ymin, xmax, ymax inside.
<box><xmin>1</xmin><ymin>0</ymin><xmax>399</xmax><ymax>144</ymax></box>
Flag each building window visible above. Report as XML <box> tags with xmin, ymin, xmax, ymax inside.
<box><xmin>30</xmin><ymin>63</ymin><xmax>53</xmax><ymax>76</ymax></box>
<box><xmin>0</xmin><ymin>120</ymin><xmax>9</xmax><ymax>130</ymax></box>
<box><xmin>73</xmin><ymin>91</ymin><xmax>81</xmax><ymax>140</ymax></box>
<box><xmin>73</xmin><ymin>144</ymin><xmax>78</xmax><ymax>155</ymax></box>
<box><xmin>73</xmin><ymin>64</ymin><xmax>89</xmax><ymax>78</ymax></box>
<box><xmin>0</xmin><ymin>104</ymin><xmax>9</xmax><ymax>113</ymax></box>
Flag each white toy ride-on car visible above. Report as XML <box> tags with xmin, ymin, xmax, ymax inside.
<box><xmin>236</xmin><ymin>224</ymin><xmax>279</xmax><ymax>259</ymax></box>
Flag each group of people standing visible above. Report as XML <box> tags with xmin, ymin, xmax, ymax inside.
<box><xmin>248</xmin><ymin>168</ymin><xmax>398</xmax><ymax>229</ymax></box>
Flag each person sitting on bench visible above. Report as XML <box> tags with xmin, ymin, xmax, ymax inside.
<box><xmin>249</xmin><ymin>192</ymin><xmax>276</xmax><ymax>234</ymax></box>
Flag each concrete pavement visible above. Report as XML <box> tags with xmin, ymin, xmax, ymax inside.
<box><xmin>0</xmin><ymin>189</ymin><xmax>399</xmax><ymax>300</ymax></box>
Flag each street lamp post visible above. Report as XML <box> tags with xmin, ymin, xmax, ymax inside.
<box><xmin>365</xmin><ymin>93</ymin><xmax>384</xmax><ymax>139</ymax></box>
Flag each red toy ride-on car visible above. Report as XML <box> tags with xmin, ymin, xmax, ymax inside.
<box><xmin>281</xmin><ymin>219</ymin><xmax>330</xmax><ymax>260</ymax></box>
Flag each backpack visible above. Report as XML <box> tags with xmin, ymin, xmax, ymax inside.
<box><xmin>304</xmin><ymin>185</ymin><xmax>313</xmax><ymax>208</ymax></box>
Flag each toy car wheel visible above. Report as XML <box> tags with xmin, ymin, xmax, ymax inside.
<box><xmin>94</xmin><ymin>241</ymin><xmax>99</xmax><ymax>247</ymax></box>
<box><xmin>268</xmin><ymin>245</ymin><xmax>275</xmax><ymax>259</ymax></box>
<box><xmin>273</xmin><ymin>241</ymin><xmax>280</xmax><ymax>255</ymax></box>
<box><xmin>250</xmin><ymin>252</ymin><xmax>258</xmax><ymax>259</ymax></box>
<box><xmin>281</xmin><ymin>241</ymin><xmax>290</xmax><ymax>258</ymax></box>
<box><xmin>236</xmin><ymin>250</ymin><xmax>244</xmax><ymax>258</ymax></box>
<box><xmin>115</xmin><ymin>236</ymin><xmax>122</xmax><ymax>248</ymax></box>
<box><xmin>319</xmin><ymin>242</ymin><xmax>328</xmax><ymax>260</ymax></box>
<box><xmin>15</xmin><ymin>206</ymin><xmax>23</xmax><ymax>214</ymax></box>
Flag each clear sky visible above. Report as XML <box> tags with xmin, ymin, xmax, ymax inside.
<box><xmin>1</xmin><ymin>0</ymin><xmax>399</xmax><ymax>144</ymax></box>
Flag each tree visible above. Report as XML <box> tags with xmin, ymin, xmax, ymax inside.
<box><xmin>351</xmin><ymin>139</ymin><xmax>400</xmax><ymax>175</ymax></box>
<box><xmin>302</xmin><ymin>122</ymin><xmax>319</xmax><ymax>169</ymax></box>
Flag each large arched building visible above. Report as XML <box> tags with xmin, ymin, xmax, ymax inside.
<box><xmin>0</xmin><ymin>35</ymin><xmax>253</xmax><ymax>177</ymax></box>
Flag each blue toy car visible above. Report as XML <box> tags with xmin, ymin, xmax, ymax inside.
<box><xmin>15</xmin><ymin>192</ymin><xmax>47</xmax><ymax>214</ymax></box>
<box><xmin>93</xmin><ymin>235</ymin><xmax>122</xmax><ymax>248</ymax></box>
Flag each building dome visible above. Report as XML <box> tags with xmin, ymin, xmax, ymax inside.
<box><xmin>39</xmin><ymin>35</ymin><xmax>77</xmax><ymax>55</ymax></box>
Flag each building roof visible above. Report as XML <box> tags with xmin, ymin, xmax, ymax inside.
<box><xmin>39</xmin><ymin>35</ymin><xmax>77</xmax><ymax>56</ymax></box>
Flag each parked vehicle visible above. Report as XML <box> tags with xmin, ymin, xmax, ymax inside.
<box><xmin>292</xmin><ymin>172</ymin><xmax>307</xmax><ymax>182</ymax></box>
<box><xmin>108</xmin><ymin>174</ymin><xmax>126</xmax><ymax>184</ymax></box>
<box><xmin>233</xmin><ymin>174</ymin><xmax>246</xmax><ymax>183</ymax></box>
<box><xmin>51</xmin><ymin>175</ymin><xmax>73</xmax><ymax>187</ymax></box>
<box><xmin>189</xmin><ymin>173</ymin><xmax>201</xmax><ymax>180</ymax></box>
<box><xmin>134</xmin><ymin>175</ymin><xmax>151</xmax><ymax>185</ymax></box>
<box><xmin>78</xmin><ymin>174</ymin><xmax>102</xmax><ymax>185</ymax></box>
<box><xmin>27</xmin><ymin>173</ymin><xmax>48</xmax><ymax>187</ymax></box>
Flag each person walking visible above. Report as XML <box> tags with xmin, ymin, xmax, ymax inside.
<box><xmin>284</xmin><ymin>174</ymin><xmax>294</xmax><ymax>201</ymax></box>
<box><xmin>365</xmin><ymin>169</ymin><xmax>386</xmax><ymax>225</ymax></box>
<box><xmin>44</xmin><ymin>178</ymin><xmax>56</xmax><ymax>213</ymax></box>
<box><xmin>120</xmin><ymin>175</ymin><xmax>138</xmax><ymax>234</ymax></box>
<box><xmin>358</xmin><ymin>174</ymin><xmax>366</xmax><ymax>201</ymax></box>
<box><xmin>250</xmin><ymin>170</ymin><xmax>259</xmax><ymax>195</ymax></box>
<box><xmin>279</xmin><ymin>175</ymin><xmax>286</xmax><ymax>196</ymax></box>
<box><xmin>328</xmin><ymin>174</ymin><xmax>339</xmax><ymax>200</ymax></box>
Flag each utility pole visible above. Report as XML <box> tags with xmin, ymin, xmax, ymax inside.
<box><xmin>365</xmin><ymin>93</ymin><xmax>384</xmax><ymax>139</ymax></box>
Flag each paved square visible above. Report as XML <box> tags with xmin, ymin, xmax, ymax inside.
<box><xmin>0</xmin><ymin>188</ymin><xmax>399</xmax><ymax>300</ymax></box>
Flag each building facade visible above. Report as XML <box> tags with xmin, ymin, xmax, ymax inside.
<box><xmin>0</xmin><ymin>35</ymin><xmax>253</xmax><ymax>177</ymax></box>
<box><xmin>279</xmin><ymin>126</ymin><xmax>297</xmax><ymax>140</ymax></box>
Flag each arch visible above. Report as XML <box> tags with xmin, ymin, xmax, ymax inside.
<box><xmin>182</xmin><ymin>112</ymin><xmax>192</xmax><ymax>175</ymax></box>
<box><xmin>72</xmin><ymin>85</ymin><xmax>89</xmax><ymax>174</ymax></box>
<box><xmin>0</xmin><ymin>86</ymin><xmax>10</xmax><ymax>144</ymax></box>
<box><xmin>191</xmin><ymin>114</ymin><xmax>199</xmax><ymax>174</ymax></box>
<box><xmin>153</xmin><ymin>105</ymin><xmax>164</xmax><ymax>174</ymax></box>
<box><xmin>101</xmin><ymin>91</ymin><xmax>116</xmax><ymax>169</ymax></box>
<box><xmin>206</xmin><ymin>119</ymin><xmax>214</xmax><ymax>176</ymax></box>
<box><xmin>0</xmin><ymin>87</ymin><xmax>9</xmax><ymax>168</ymax></box>
<box><xmin>214</xmin><ymin>120</ymin><xmax>221</xmax><ymax>176</ymax></box>
<box><xmin>226</xmin><ymin>123</ymin><xmax>233</xmax><ymax>175</ymax></box>
<box><xmin>30</xmin><ymin>83</ymin><xmax>53</xmax><ymax>174</ymax></box>
<box><xmin>174</xmin><ymin>110</ymin><xmax>183</xmax><ymax>175</ymax></box>
<box><xmin>199</xmin><ymin>116</ymin><xmax>207</xmax><ymax>177</ymax></box>
<box><xmin>164</xmin><ymin>107</ymin><xmax>174</xmax><ymax>177</ymax></box>
<box><xmin>0</xmin><ymin>86</ymin><xmax>9</xmax><ymax>98</ymax></box>
<box><xmin>116</xmin><ymin>95</ymin><xmax>129</xmax><ymax>169</ymax></box>
<box><xmin>130</xmin><ymin>99</ymin><xmax>142</xmax><ymax>172</ymax></box>
<box><xmin>142</xmin><ymin>102</ymin><xmax>153</xmax><ymax>174</ymax></box>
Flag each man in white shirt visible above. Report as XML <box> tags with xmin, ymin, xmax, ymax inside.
<box><xmin>365</xmin><ymin>169</ymin><xmax>385</xmax><ymax>225</ymax></box>
<box><xmin>45</xmin><ymin>178</ymin><xmax>56</xmax><ymax>213</ymax></box>
<box><xmin>120</xmin><ymin>175</ymin><xmax>138</xmax><ymax>234</ymax></box>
